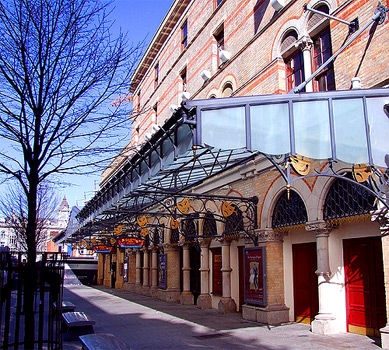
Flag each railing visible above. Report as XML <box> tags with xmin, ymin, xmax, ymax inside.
<box><xmin>0</xmin><ymin>252</ymin><xmax>65</xmax><ymax>349</ymax></box>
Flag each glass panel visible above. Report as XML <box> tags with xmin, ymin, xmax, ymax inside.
<box><xmin>201</xmin><ymin>107</ymin><xmax>246</xmax><ymax>149</ymax></box>
<box><xmin>366</xmin><ymin>97</ymin><xmax>389</xmax><ymax>168</ymax></box>
<box><xmin>250</xmin><ymin>103</ymin><xmax>290</xmax><ymax>154</ymax></box>
<box><xmin>333</xmin><ymin>98</ymin><xmax>368</xmax><ymax>164</ymax></box>
<box><xmin>177</xmin><ymin>124</ymin><xmax>193</xmax><ymax>156</ymax></box>
<box><xmin>293</xmin><ymin>100</ymin><xmax>331</xmax><ymax>159</ymax></box>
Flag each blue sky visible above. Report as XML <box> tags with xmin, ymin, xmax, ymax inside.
<box><xmin>60</xmin><ymin>0</ymin><xmax>173</xmax><ymax>208</ymax></box>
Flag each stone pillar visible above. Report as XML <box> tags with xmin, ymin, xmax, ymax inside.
<box><xmin>142</xmin><ymin>248</ymin><xmax>150</xmax><ymax>295</ymax></box>
<box><xmin>377</xmin><ymin>199</ymin><xmax>389</xmax><ymax>348</ymax></box>
<box><xmin>242</xmin><ymin>228</ymin><xmax>289</xmax><ymax>325</ymax></box>
<box><xmin>180</xmin><ymin>243</ymin><xmax>194</xmax><ymax>304</ymax></box>
<box><xmin>218</xmin><ymin>238</ymin><xmax>236</xmax><ymax>313</ymax></box>
<box><xmin>298</xmin><ymin>36</ymin><xmax>313</xmax><ymax>92</ymax></box>
<box><xmin>135</xmin><ymin>249</ymin><xmax>142</xmax><ymax>293</ymax></box>
<box><xmin>157</xmin><ymin>243</ymin><xmax>181</xmax><ymax>302</ymax></box>
<box><xmin>151</xmin><ymin>247</ymin><xmax>159</xmax><ymax>297</ymax></box>
<box><xmin>197</xmin><ymin>239</ymin><xmax>212</xmax><ymax>309</ymax></box>
<box><xmin>97</xmin><ymin>253</ymin><xmax>104</xmax><ymax>285</ymax></box>
<box><xmin>306</xmin><ymin>220</ymin><xmax>337</xmax><ymax>335</ymax></box>
<box><xmin>103</xmin><ymin>254</ymin><xmax>111</xmax><ymax>287</ymax></box>
<box><xmin>126</xmin><ymin>250</ymin><xmax>136</xmax><ymax>291</ymax></box>
<box><xmin>115</xmin><ymin>248</ymin><xmax>124</xmax><ymax>289</ymax></box>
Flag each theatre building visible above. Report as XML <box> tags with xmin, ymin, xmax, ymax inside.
<box><xmin>68</xmin><ymin>0</ymin><xmax>389</xmax><ymax>346</ymax></box>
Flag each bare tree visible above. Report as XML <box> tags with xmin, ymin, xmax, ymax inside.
<box><xmin>0</xmin><ymin>0</ymin><xmax>141</xmax><ymax>345</ymax></box>
<box><xmin>1</xmin><ymin>183</ymin><xmax>59</xmax><ymax>252</ymax></box>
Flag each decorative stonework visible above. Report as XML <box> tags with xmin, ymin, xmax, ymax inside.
<box><xmin>297</xmin><ymin>36</ymin><xmax>313</xmax><ymax>52</ymax></box>
<box><xmin>254</xmin><ymin>228</ymin><xmax>285</xmax><ymax>243</ymax></box>
<box><xmin>305</xmin><ymin>220</ymin><xmax>331</xmax><ymax>234</ymax></box>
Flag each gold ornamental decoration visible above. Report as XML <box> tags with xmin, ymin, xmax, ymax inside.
<box><xmin>290</xmin><ymin>155</ymin><xmax>311</xmax><ymax>176</ymax></box>
<box><xmin>170</xmin><ymin>217</ymin><xmax>181</xmax><ymax>230</ymax></box>
<box><xmin>221</xmin><ymin>200</ymin><xmax>236</xmax><ymax>217</ymax></box>
<box><xmin>176</xmin><ymin>198</ymin><xmax>191</xmax><ymax>214</ymax></box>
<box><xmin>110</xmin><ymin>237</ymin><xmax>117</xmax><ymax>245</ymax></box>
<box><xmin>137</xmin><ymin>215</ymin><xmax>148</xmax><ymax>228</ymax></box>
<box><xmin>141</xmin><ymin>228</ymin><xmax>150</xmax><ymax>237</ymax></box>
<box><xmin>114</xmin><ymin>225</ymin><xmax>123</xmax><ymax>236</ymax></box>
<box><xmin>352</xmin><ymin>164</ymin><xmax>373</xmax><ymax>183</ymax></box>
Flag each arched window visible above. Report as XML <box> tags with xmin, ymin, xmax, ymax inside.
<box><xmin>226</xmin><ymin>205</ymin><xmax>244</xmax><ymax>234</ymax></box>
<box><xmin>324</xmin><ymin>175</ymin><xmax>375</xmax><ymax>222</ymax></box>
<box><xmin>170</xmin><ymin>228</ymin><xmax>179</xmax><ymax>243</ymax></box>
<box><xmin>222</xmin><ymin>82</ymin><xmax>233</xmax><ymax>97</ymax></box>
<box><xmin>308</xmin><ymin>4</ymin><xmax>335</xmax><ymax>91</ymax></box>
<box><xmin>272</xmin><ymin>190</ymin><xmax>307</xmax><ymax>229</ymax></box>
<box><xmin>183</xmin><ymin>216</ymin><xmax>197</xmax><ymax>239</ymax></box>
<box><xmin>281</xmin><ymin>30</ymin><xmax>305</xmax><ymax>93</ymax></box>
<box><xmin>203</xmin><ymin>211</ymin><xmax>217</xmax><ymax>237</ymax></box>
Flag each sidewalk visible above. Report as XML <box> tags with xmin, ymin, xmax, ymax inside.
<box><xmin>63</xmin><ymin>284</ymin><xmax>381</xmax><ymax>350</ymax></box>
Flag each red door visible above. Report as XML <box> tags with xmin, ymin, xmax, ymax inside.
<box><xmin>344</xmin><ymin>237</ymin><xmax>386</xmax><ymax>336</ymax></box>
<box><xmin>293</xmin><ymin>243</ymin><xmax>319</xmax><ymax>324</ymax></box>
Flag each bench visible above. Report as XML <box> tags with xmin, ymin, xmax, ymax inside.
<box><xmin>53</xmin><ymin>300</ymin><xmax>76</xmax><ymax>313</ymax></box>
<box><xmin>79</xmin><ymin>333</ymin><xmax>131</xmax><ymax>350</ymax></box>
<box><xmin>62</xmin><ymin>311</ymin><xmax>95</xmax><ymax>341</ymax></box>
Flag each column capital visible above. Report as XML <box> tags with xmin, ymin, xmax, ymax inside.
<box><xmin>297</xmin><ymin>36</ymin><xmax>313</xmax><ymax>51</ymax></box>
<box><xmin>254</xmin><ymin>228</ymin><xmax>285</xmax><ymax>243</ymax></box>
<box><xmin>162</xmin><ymin>243</ymin><xmax>179</xmax><ymax>252</ymax></box>
<box><xmin>305</xmin><ymin>220</ymin><xmax>331</xmax><ymax>236</ymax></box>
<box><xmin>199</xmin><ymin>238</ymin><xmax>212</xmax><ymax>248</ymax></box>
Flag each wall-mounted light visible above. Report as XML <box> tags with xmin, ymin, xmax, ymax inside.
<box><xmin>270</xmin><ymin>0</ymin><xmax>285</xmax><ymax>11</ymax></box>
<box><xmin>200</xmin><ymin>70</ymin><xmax>211</xmax><ymax>82</ymax></box>
<box><xmin>152</xmin><ymin>123</ymin><xmax>160</xmax><ymax>132</ymax></box>
<box><xmin>181</xmin><ymin>91</ymin><xmax>191</xmax><ymax>100</ymax></box>
<box><xmin>145</xmin><ymin>133</ymin><xmax>152</xmax><ymax>140</ymax></box>
<box><xmin>169</xmin><ymin>104</ymin><xmax>178</xmax><ymax>113</ymax></box>
<box><xmin>219</xmin><ymin>49</ymin><xmax>231</xmax><ymax>63</ymax></box>
<box><xmin>351</xmin><ymin>77</ymin><xmax>362</xmax><ymax>89</ymax></box>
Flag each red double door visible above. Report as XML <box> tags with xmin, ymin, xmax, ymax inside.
<box><xmin>344</xmin><ymin>237</ymin><xmax>386</xmax><ymax>336</ymax></box>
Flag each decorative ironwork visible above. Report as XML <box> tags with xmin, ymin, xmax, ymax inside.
<box><xmin>290</xmin><ymin>154</ymin><xmax>311</xmax><ymax>176</ymax></box>
<box><xmin>203</xmin><ymin>211</ymin><xmax>217</xmax><ymax>237</ymax></box>
<box><xmin>272</xmin><ymin>190</ymin><xmax>308</xmax><ymax>229</ymax></box>
<box><xmin>324</xmin><ymin>173</ymin><xmax>376</xmax><ymax>222</ymax></box>
<box><xmin>225</xmin><ymin>204</ymin><xmax>244</xmax><ymax>235</ymax></box>
<box><xmin>171</xmin><ymin>228</ymin><xmax>180</xmax><ymax>243</ymax></box>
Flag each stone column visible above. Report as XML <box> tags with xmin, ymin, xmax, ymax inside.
<box><xmin>180</xmin><ymin>243</ymin><xmax>194</xmax><ymax>304</ymax></box>
<box><xmin>157</xmin><ymin>243</ymin><xmax>181</xmax><ymax>302</ymax></box>
<box><xmin>197</xmin><ymin>239</ymin><xmax>212</xmax><ymax>309</ymax></box>
<box><xmin>126</xmin><ymin>250</ymin><xmax>136</xmax><ymax>291</ymax></box>
<box><xmin>307</xmin><ymin>220</ymin><xmax>337</xmax><ymax>335</ymax></box>
<box><xmin>242</xmin><ymin>228</ymin><xmax>289</xmax><ymax>324</ymax></box>
<box><xmin>376</xmin><ymin>197</ymin><xmax>389</xmax><ymax>348</ymax></box>
<box><xmin>298</xmin><ymin>36</ymin><xmax>313</xmax><ymax>92</ymax></box>
<box><xmin>151</xmin><ymin>247</ymin><xmax>159</xmax><ymax>297</ymax></box>
<box><xmin>135</xmin><ymin>249</ymin><xmax>142</xmax><ymax>293</ymax></box>
<box><xmin>97</xmin><ymin>253</ymin><xmax>104</xmax><ymax>285</ymax></box>
<box><xmin>142</xmin><ymin>248</ymin><xmax>150</xmax><ymax>295</ymax></box>
<box><xmin>218</xmin><ymin>238</ymin><xmax>236</xmax><ymax>313</ymax></box>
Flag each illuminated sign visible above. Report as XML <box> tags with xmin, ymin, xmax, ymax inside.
<box><xmin>117</xmin><ymin>238</ymin><xmax>144</xmax><ymax>248</ymax></box>
<box><xmin>93</xmin><ymin>245</ymin><xmax>112</xmax><ymax>253</ymax></box>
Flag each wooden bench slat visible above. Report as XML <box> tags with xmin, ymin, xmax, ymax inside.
<box><xmin>79</xmin><ymin>333</ymin><xmax>131</xmax><ymax>350</ymax></box>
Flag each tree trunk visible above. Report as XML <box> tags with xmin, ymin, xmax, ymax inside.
<box><xmin>24</xmin><ymin>180</ymin><xmax>38</xmax><ymax>348</ymax></box>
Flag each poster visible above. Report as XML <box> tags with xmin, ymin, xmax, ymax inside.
<box><xmin>158</xmin><ymin>254</ymin><xmax>167</xmax><ymax>289</ymax></box>
<box><xmin>244</xmin><ymin>247</ymin><xmax>266</xmax><ymax>306</ymax></box>
<box><xmin>123</xmin><ymin>256</ymin><xmax>128</xmax><ymax>282</ymax></box>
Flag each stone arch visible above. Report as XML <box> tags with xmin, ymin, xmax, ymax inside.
<box><xmin>272</xmin><ymin>22</ymin><xmax>301</xmax><ymax>60</ymax></box>
<box><xmin>260</xmin><ymin>174</ymin><xmax>313</xmax><ymax>228</ymax></box>
<box><xmin>302</xmin><ymin>0</ymin><xmax>336</xmax><ymax>36</ymax></box>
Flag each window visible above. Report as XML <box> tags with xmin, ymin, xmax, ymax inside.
<box><xmin>214</xmin><ymin>25</ymin><xmax>224</xmax><ymax>67</ymax></box>
<box><xmin>154</xmin><ymin>63</ymin><xmax>159</xmax><ymax>88</ymax></box>
<box><xmin>222</xmin><ymin>82</ymin><xmax>233</xmax><ymax>97</ymax></box>
<box><xmin>180</xmin><ymin>67</ymin><xmax>187</xmax><ymax>92</ymax></box>
<box><xmin>285</xmin><ymin>52</ymin><xmax>305</xmax><ymax>92</ymax></box>
<box><xmin>312</xmin><ymin>29</ymin><xmax>335</xmax><ymax>91</ymax></box>
<box><xmin>214</xmin><ymin>0</ymin><xmax>224</xmax><ymax>8</ymax></box>
<box><xmin>212</xmin><ymin>248</ymin><xmax>222</xmax><ymax>295</ymax></box>
<box><xmin>181</xmin><ymin>20</ymin><xmax>188</xmax><ymax>50</ymax></box>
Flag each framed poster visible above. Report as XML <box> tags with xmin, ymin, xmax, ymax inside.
<box><xmin>123</xmin><ymin>256</ymin><xmax>128</xmax><ymax>282</ymax></box>
<box><xmin>244</xmin><ymin>247</ymin><xmax>266</xmax><ymax>306</ymax></box>
<box><xmin>158</xmin><ymin>254</ymin><xmax>167</xmax><ymax>289</ymax></box>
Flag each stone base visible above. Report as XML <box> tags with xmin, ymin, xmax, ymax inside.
<box><xmin>218</xmin><ymin>297</ymin><xmax>236</xmax><ymax>314</ymax></box>
<box><xmin>115</xmin><ymin>281</ymin><xmax>124</xmax><ymax>289</ymax></box>
<box><xmin>242</xmin><ymin>304</ymin><xmax>289</xmax><ymax>325</ymax></box>
<box><xmin>380</xmin><ymin>325</ymin><xmax>389</xmax><ymax>349</ymax></box>
<box><xmin>150</xmin><ymin>286</ymin><xmax>158</xmax><ymax>297</ymax></box>
<box><xmin>135</xmin><ymin>283</ymin><xmax>143</xmax><ymax>294</ymax></box>
<box><xmin>197</xmin><ymin>294</ymin><xmax>212</xmax><ymax>309</ymax></box>
<box><xmin>180</xmin><ymin>292</ymin><xmax>194</xmax><ymax>305</ymax></box>
<box><xmin>311</xmin><ymin>315</ymin><xmax>338</xmax><ymax>335</ymax></box>
<box><xmin>126</xmin><ymin>282</ymin><xmax>135</xmax><ymax>292</ymax></box>
<box><xmin>142</xmin><ymin>286</ymin><xmax>151</xmax><ymax>296</ymax></box>
<box><xmin>157</xmin><ymin>288</ymin><xmax>180</xmax><ymax>302</ymax></box>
